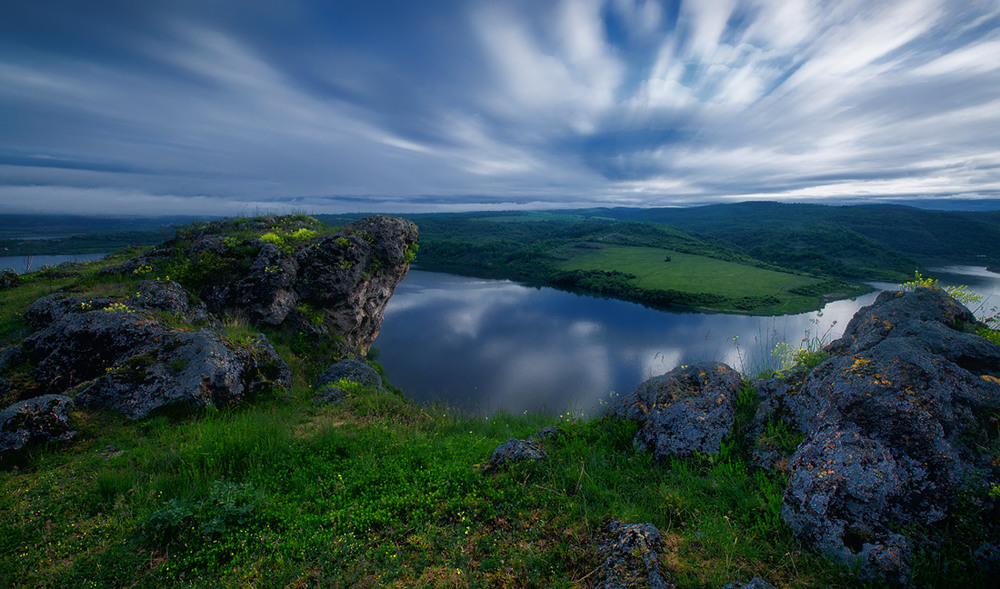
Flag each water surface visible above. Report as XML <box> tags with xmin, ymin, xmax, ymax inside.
<box><xmin>0</xmin><ymin>253</ymin><xmax>108</xmax><ymax>274</ymax></box>
<box><xmin>375</xmin><ymin>268</ymin><xmax>1000</xmax><ymax>415</ymax></box>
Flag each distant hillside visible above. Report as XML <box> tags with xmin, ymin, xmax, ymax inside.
<box><xmin>0</xmin><ymin>214</ymin><xmax>207</xmax><ymax>255</ymax></box>
<box><xmin>569</xmin><ymin>202</ymin><xmax>1000</xmax><ymax>279</ymax></box>
<box><xmin>393</xmin><ymin>212</ymin><xmax>868</xmax><ymax>314</ymax></box>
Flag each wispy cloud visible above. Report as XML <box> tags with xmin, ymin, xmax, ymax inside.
<box><xmin>0</xmin><ymin>0</ymin><xmax>997</xmax><ymax>215</ymax></box>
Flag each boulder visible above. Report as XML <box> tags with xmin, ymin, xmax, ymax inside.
<box><xmin>315</xmin><ymin>358</ymin><xmax>384</xmax><ymax>391</ymax></box>
<box><xmin>606</xmin><ymin>362</ymin><xmax>743</xmax><ymax>459</ymax></box>
<box><xmin>74</xmin><ymin>331</ymin><xmax>289</xmax><ymax>419</ymax></box>
<box><xmin>23</xmin><ymin>294</ymin><xmax>112</xmax><ymax>330</ymax></box>
<box><xmin>312</xmin><ymin>386</ymin><xmax>348</xmax><ymax>407</ymax></box>
<box><xmin>0</xmin><ymin>394</ymin><xmax>75</xmax><ymax>454</ymax></box>
<box><xmin>21</xmin><ymin>298</ymin><xmax>290</xmax><ymax>419</ymax></box>
<box><xmin>597</xmin><ymin>520</ymin><xmax>674</xmax><ymax>589</ymax></box>
<box><xmin>762</xmin><ymin>288</ymin><xmax>1000</xmax><ymax>584</ymax></box>
<box><xmin>203</xmin><ymin>242</ymin><xmax>299</xmax><ymax>327</ymax></box>
<box><xmin>125</xmin><ymin>279</ymin><xmax>214</xmax><ymax>324</ymax></box>
<box><xmin>484</xmin><ymin>438</ymin><xmax>547</xmax><ymax>471</ymax></box>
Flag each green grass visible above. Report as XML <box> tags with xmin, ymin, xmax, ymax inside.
<box><xmin>558</xmin><ymin>245</ymin><xmax>832</xmax><ymax>313</ymax></box>
<box><xmin>2</xmin><ymin>221</ymin><xmax>985</xmax><ymax>588</ymax></box>
<box><xmin>0</xmin><ymin>386</ymin><xmax>861</xmax><ymax>589</ymax></box>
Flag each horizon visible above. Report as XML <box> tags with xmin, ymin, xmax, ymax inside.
<box><xmin>2</xmin><ymin>1</ymin><xmax>999</xmax><ymax>216</ymax></box>
<box><xmin>4</xmin><ymin>197</ymin><xmax>1000</xmax><ymax>223</ymax></box>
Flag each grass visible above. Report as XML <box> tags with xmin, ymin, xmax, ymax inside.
<box><xmin>558</xmin><ymin>245</ymin><xmax>833</xmax><ymax>313</ymax></box>
<box><xmin>2</xmin><ymin>235</ymin><xmax>990</xmax><ymax>588</ymax></box>
<box><xmin>0</xmin><ymin>386</ymin><xmax>861</xmax><ymax>589</ymax></box>
<box><xmin>0</xmin><ymin>243</ymin><xmax>854</xmax><ymax>587</ymax></box>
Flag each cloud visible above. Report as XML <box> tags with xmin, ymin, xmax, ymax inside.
<box><xmin>0</xmin><ymin>0</ymin><xmax>998</xmax><ymax>214</ymax></box>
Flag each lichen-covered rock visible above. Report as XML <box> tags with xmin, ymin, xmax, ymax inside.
<box><xmin>826</xmin><ymin>288</ymin><xmax>980</xmax><ymax>357</ymax></box>
<box><xmin>126</xmin><ymin>279</ymin><xmax>214</xmax><ymax>324</ymax></box>
<box><xmin>74</xmin><ymin>331</ymin><xmax>289</xmax><ymax>419</ymax></box>
<box><xmin>597</xmin><ymin>520</ymin><xmax>674</xmax><ymax>589</ymax></box>
<box><xmin>606</xmin><ymin>362</ymin><xmax>742</xmax><ymax>459</ymax></box>
<box><xmin>23</xmin><ymin>293</ymin><xmax>113</xmax><ymax>330</ymax></box>
<box><xmin>203</xmin><ymin>242</ymin><xmax>299</xmax><ymax>327</ymax></box>
<box><xmin>315</xmin><ymin>358</ymin><xmax>384</xmax><ymax>391</ymax></box>
<box><xmin>124</xmin><ymin>214</ymin><xmax>417</xmax><ymax>354</ymax></box>
<box><xmin>769</xmin><ymin>287</ymin><xmax>1000</xmax><ymax>584</ymax></box>
<box><xmin>21</xmin><ymin>300</ymin><xmax>290</xmax><ymax>419</ymax></box>
<box><xmin>294</xmin><ymin>215</ymin><xmax>418</xmax><ymax>351</ymax></box>
<box><xmin>0</xmin><ymin>394</ymin><xmax>75</xmax><ymax>453</ymax></box>
<box><xmin>484</xmin><ymin>438</ymin><xmax>547</xmax><ymax>471</ymax></box>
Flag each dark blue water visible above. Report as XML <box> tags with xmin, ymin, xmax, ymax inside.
<box><xmin>0</xmin><ymin>253</ymin><xmax>108</xmax><ymax>274</ymax></box>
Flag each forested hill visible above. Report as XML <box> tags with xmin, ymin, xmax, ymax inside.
<box><xmin>574</xmin><ymin>202</ymin><xmax>1000</xmax><ymax>274</ymax></box>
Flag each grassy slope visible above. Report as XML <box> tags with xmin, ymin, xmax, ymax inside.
<box><xmin>1</xmin><ymin>244</ymin><xmax>995</xmax><ymax>587</ymax></box>
<box><xmin>574</xmin><ymin>202</ymin><xmax>1000</xmax><ymax>277</ymax></box>
<box><xmin>408</xmin><ymin>213</ymin><xmax>866</xmax><ymax>314</ymax></box>
<box><xmin>558</xmin><ymin>246</ymin><xmax>824</xmax><ymax>313</ymax></box>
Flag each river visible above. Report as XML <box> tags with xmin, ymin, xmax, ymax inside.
<box><xmin>0</xmin><ymin>253</ymin><xmax>109</xmax><ymax>274</ymax></box>
<box><xmin>375</xmin><ymin>267</ymin><xmax>999</xmax><ymax>416</ymax></box>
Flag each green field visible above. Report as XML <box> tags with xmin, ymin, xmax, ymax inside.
<box><xmin>558</xmin><ymin>245</ymin><xmax>834</xmax><ymax>313</ymax></box>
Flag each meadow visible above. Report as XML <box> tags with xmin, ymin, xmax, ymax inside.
<box><xmin>556</xmin><ymin>245</ymin><xmax>830</xmax><ymax>314</ymax></box>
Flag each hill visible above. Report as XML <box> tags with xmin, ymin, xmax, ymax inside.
<box><xmin>571</xmin><ymin>202</ymin><xmax>1000</xmax><ymax>278</ymax></box>
<box><xmin>393</xmin><ymin>213</ymin><xmax>868</xmax><ymax>314</ymax></box>
<box><xmin>0</xmin><ymin>214</ymin><xmax>997</xmax><ymax>587</ymax></box>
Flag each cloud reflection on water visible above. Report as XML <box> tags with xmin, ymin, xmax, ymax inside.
<box><xmin>376</xmin><ymin>269</ymin><xmax>999</xmax><ymax>415</ymax></box>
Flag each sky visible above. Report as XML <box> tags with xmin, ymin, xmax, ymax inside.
<box><xmin>1</xmin><ymin>0</ymin><xmax>999</xmax><ymax>216</ymax></box>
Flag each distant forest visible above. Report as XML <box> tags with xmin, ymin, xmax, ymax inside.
<box><xmin>4</xmin><ymin>203</ymin><xmax>999</xmax><ymax>312</ymax></box>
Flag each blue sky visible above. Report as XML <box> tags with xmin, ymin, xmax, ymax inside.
<box><xmin>1</xmin><ymin>0</ymin><xmax>999</xmax><ymax>215</ymax></box>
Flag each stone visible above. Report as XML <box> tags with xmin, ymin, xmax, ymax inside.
<box><xmin>126</xmin><ymin>279</ymin><xmax>214</xmax><ymax>324</ymax></box>
<box><xmin>23</xmin><ymin>294</ymin><xmax>112</xmax><ymax>330</ymax></box>
<box><xmin>484</xmin><ymin>438</ymin><xmax>547</xmax><ymax>471</ymax></box>
<box><xmin>606</xmin><ymin>362</ymin><xmax>743</xmax><ymax>459</ymax></box>
<box><xmin>530</xmin><ymin>426</ymin><xmax>563</xmax><ymax>441</ymax></box>
<box><xmin>0</xmin><ymin>269</ymin><xmax>19</xmax><ymax>290</ymax></box>
<box><xmin>21</xmin><ymin>302</ymin><xmax>290</xmax><ymax>419</ymax></box>
<box><xmin>768</xmin><ymin>287</ymin><xmax>1000</xmax><ymax>584</ymax></box>
<box><xmin>0</xmin><ymin>394</ymin><xmax>75</xmax><ymax>454</ymax></box>
<box><xmin>597</xmin><ymin>520</ymin><xmax>674</xmax><ymax>589</ymax></box>
<box><xmin>74</xmin><ymin>331</ymin><xmax>289</xmax><ymax>419</ymax></box>
<box><xmin>315</xmin><ymin>358</ymin><xmax>384</xmax><ymax>391</ymax></box>
<box><xmin>0</xmin><ymin>345</ymin><xmax>23</xmax><ymax>373</ymax></box>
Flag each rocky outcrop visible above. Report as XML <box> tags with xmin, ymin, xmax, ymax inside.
<box><xmin>606</xmin><ymin>362</ymin><xmax>743</xmax><ymax>459</ymax></box>
<box><xmin>292</xmin><ymin>216</ymin><xmax>417</xmax><ymax>352</ymax></box>
<box><xmin>597</xmin><ymin>520</ymin><xmax>674</xmax><ymax>589</ymax></box>
<box><xmin>756</xmin><ymin>288</ymin><xmax>1000</xmax><ymax>584</ymax></box>
<box><xmin>115</xmin><ymin>214</ymin><xmax>418</xmax><ymax>354</ymax></box>
<box><xmin>20</xmin><ymin>289</ymin><xmax>290</xmax><ymax>420</ymax></box>
<box><xmin>0</xmin><ymin>394</ymin><xmax>75</xmax><ymax>453</ymax></box>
